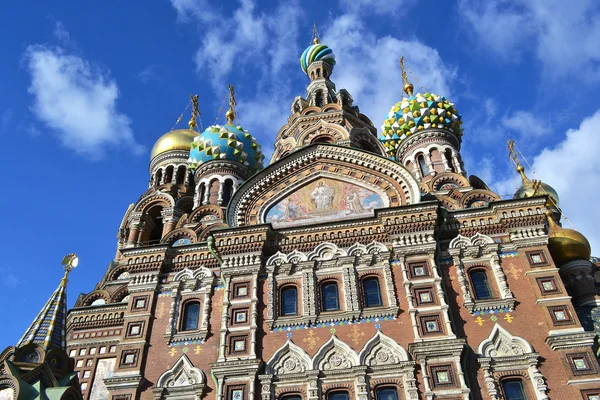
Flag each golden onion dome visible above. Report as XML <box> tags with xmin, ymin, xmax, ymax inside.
<box><xmin>513</xmin><ymin>166</ymin><xmax>559</xmax><ymax>206</ymax></box>
<box><xmin>150</xmin><ymin>129</ymin><xmax>198</xmax><ymax>160</ymax></box>
<box><xmin>546</xmin><ymin>211</ymin><xmax>591</xmax><ymax>266</ymax></box>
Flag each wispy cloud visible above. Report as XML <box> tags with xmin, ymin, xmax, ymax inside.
<box><xmin>24</xmin><ymin>22</ymin><xmax>141</xmax><ymax>158</ymax></box>
<box><xmin>458</xmin><ymin>0</ymin><xmax>600</xmax><ymax>81</ymax></box>
<box><xmin>502</xmin><ymin>110</ymin><xmax>550</xmax><ymax>138</ymax></box>
<box><xmin>137</xmin><ymin>64</ymin><xmax>160</xmax><ymax>83</ymax></box>
<box><xmin>0</xmin><ymin>266</ymin><xmax>19</xmax><ymax>288</ymax></box>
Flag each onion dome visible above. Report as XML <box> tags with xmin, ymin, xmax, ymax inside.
<box><xmin>150</xmin><ymin>129</ymin><xmax>197</xmax><ymax>159</ymax></box>
<box><xmin>300</xmin><ymin>40</ymin><xmax>336</xmax><ymax>75</ymax></box>
<box><xmin>546</xmin><ymin>211</ymin><xmax>591</xmax><ymax>266</ymax></box>
<box><xmin>513</xmin><ymin>166</ymin><xmax>560</xmax><ymax>206</ymax></box>
<box><xmin>380</xmin><ymin>92</ymin><xmax>463</xmax><ymax>159</ymax></box>
<box><xmin>187</xmin><ymin>123</ymin><xmax>264</xmax><ymax>172</ymax></box>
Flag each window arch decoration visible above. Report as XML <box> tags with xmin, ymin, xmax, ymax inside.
<box><xmin>449</xmin><ymin>233</ymin><xmax>514</xmax><ymax>313</ymax></box>
<box><xmin>478</xmin><ymin>324</ymin><xmax>548</xmax><ymax>400</ymax></box>
<box><xmin>153</xmin><ymin>354</ymin><xmax>206</xmax><ymax>399</ymax></box>
<box><xmin>264</xmin><ymin>241</ymin><xmax>398</xmax><ymax>329</ymax></box>
<box><xmin>164</xmin><ymin>267</ymin><xmax>215</xmax><ymax>346</ymax></box>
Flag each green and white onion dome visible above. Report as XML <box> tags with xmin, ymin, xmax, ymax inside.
<box><xmin>380</xmin><ymin>93</ymin><xmax>463</xmax><ymax>160</ymax></box>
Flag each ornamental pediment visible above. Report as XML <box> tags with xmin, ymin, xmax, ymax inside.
<box><xmin>227</xmin><ymin>144</ymin><xmax>421</xmax><ymax>227</ymax></box>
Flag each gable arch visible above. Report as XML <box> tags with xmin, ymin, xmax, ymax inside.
<box><xmin>266</xmin><ymin>339</ymin><xmax>312</xmax><ymax>375</ymax></box>
<box><xmin>478</xmin><ymin>323</ymin><xmax>534</xmax><ymax>357</ymax></box>
<box><xmin>298</xmin><ymin>120</ymin><xmax>349</xmax><ymax>146</ymax></box>
<box><xmin>358</xmin><ymin>330</ymin><xmax>410</xmax><ymax>366</ymax></box>
<box><xmin>312</xmin><ymin>335</ymin><xmax>359</xmax><ymax>371</ymax></box>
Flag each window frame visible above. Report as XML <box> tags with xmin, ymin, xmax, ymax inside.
<box><xmin>469</xmin><ymin>268</ymin><xmax>494</xmax><ymax>300</ymax></box>
<box><xmin>280</xmin><ymin>285</ymin><xmax>299</xmax><ymax>317</ymax></box>
<box><xmin>181</xmin><ymin>300</ymin><xmax>201</xmax><ymax>332</ymax></box>
<box><xmin>500</xmin><ymin>377</ymin><xmax>528</xmax><ymax>400</ymax></box>
<box><xmin>362</xmin><ymin>276</ymin><xmax>383</xmax><ymax>308</ymax></box>
<box><xmin>375</xmin><ymin>386</ymin><xmax>399</xmax><ymax>400</ymax></box>
<box><xmin>321</xmin><ymin>281</ymin><xmax>340</xmax><ymax>312</ymax></box>
<box><xmin>327</xmin><ymin>390</ymin><xmax>350</xmax><ymax>400</ymax></box>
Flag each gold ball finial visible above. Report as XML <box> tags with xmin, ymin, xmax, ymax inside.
<box><xmin>399</xmin><ymin>57</ymin><xmax>414</xmax><ymax>96</ymax></box>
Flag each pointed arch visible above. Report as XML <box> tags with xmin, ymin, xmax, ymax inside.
<box><xmin>359</xmin><ymin>330</ymin><xmax>410</xmax><ymax>366</ymax></box>
<box><xmin>266</xmin><ymin>339</ymin><xmax>313</xmax><ymax>375</ymax></box>
<box><xmin>156</xmin><ymin>354</ymin><xmax>206</xmax><ymax>390</ymax></box>
<box><xmin>312</xmin><ymin>335</ymin><xmax>359</xmax><ymax>371</ymax></box>
<box><xmin>478</xmin><ymin>323</ymin><xmax>534</xmax><ymax>357</ymax></box>
<box><xmin>134</xmin><ymin>191</ymin><xmax>175</xmax><ymax>214</ymax></box>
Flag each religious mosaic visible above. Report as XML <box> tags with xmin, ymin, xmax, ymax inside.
<box><xmin>265</xmin><ymin>178</ymin><xmax>384</xmax><ymax>227</ymax></box>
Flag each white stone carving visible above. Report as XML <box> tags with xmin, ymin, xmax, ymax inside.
<box><xmin>312</xmin><ymin>335</ymin><xmax>359</xmax><ymax>371</ymax></box>
<box><xmin>266</xmin><ymin>339</ymin><xmax>312</xmax><ymax>375</ymax></box>
<box><xmin>156</xmin><ymin>354</ymin><xmax>206</xmax><ymax>388</ymax></box>
<box><xmin>359</xmin><ymin>330</ymin><xmax>409</xmax><ymax>366</ymax></box>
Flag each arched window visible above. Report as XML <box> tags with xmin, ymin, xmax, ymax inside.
<box><xmin>175</xmin><ymin>166</ymin><xmax>186</xmax><ymax>184</ymax></box>
<box><xmin>280</xmin><ymin>395</ymin><xmax>302</xmax><ymax>400</ymax></box>
<box><xmin>208</xmin><ymin>179</ymin><xmax>220</xmax><ymax>205</ymax></box>
<box><xmin>155</xmin><ymin>169</ymin><xmax>163</xmax><ymax>186</ymax></box>
<box><xmin>198</xmin><ymin>183</ymin><xmax>206</xmax><ymax>205</ymax></box>
<box><xmin>164</xmin><ymin>166</ymin><xmax>174</xmax><ymax>184</ymax></box>
<box><xmin>445</xmin><ymin>149</ymin><xmax>455</xmax><ymax>173</ymax></box>
<box><xmin>470</xmin><ymin>269</ymin><xmax>492</xmax><ymax>300</ymax></box>
<box><xmin>362</xmin><ymin>277</ymin><xmax>383</xmax><ymax>308</ymax></box>
<box><xmin>328</xmin><ymin>391</ymin><xmax>349</xmax><ymax>400</ymax></box>
<box><xmin>501</xmin><ymin>379</ymin><xmax>527</xmax><ymax>400</ymax></box>
<box><xmin>417</xmin><ymin>154</ymin><xmax>428</xmax><ymax>177</ymax></box>
<box><xmin>182</xmin><ymin>301</ymin><xmax>200</xmax><ymax>331</ymax></box>
<box><xmin>321</xmin><ymin>282</ymin><xmax>340</xmax><ymax>311</ymax></box>
<box><xmin>222</xmin><ymin>179</ymin><xmax>234</xmax><ymax>205</ymax></box>
<box><xmin>315</xmin><ymin>90</ymin><xmax>323</xmax><ymax>107</ymax></box>
<box><xmin>147</xmin><ymin>205</ymin><xmax>164</xmax><ymax>244</ymax></box>
<box><xmin>281</xmin><ymin>286</ymin><xmax>298</xmax><ymax>316</ymax></box>
<box><xmin>376</xmin><ymin>387</ymin><xmax>399</xmax><ymax>400</ymax></box>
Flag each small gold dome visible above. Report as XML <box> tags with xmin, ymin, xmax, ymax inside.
<box><xmin>514</xmin><ymin>166</ymin><xmax>560</xmax><ymax>206</ymax></box>
<box><xmin>150</xmin><ymin>129</ymin><xmax>197</xmax><ymax>160</ymax></box>
<box><xmin>546</xmin><ymin>211</ymin><xmax>591</xmax><ymax>266</ymax></box>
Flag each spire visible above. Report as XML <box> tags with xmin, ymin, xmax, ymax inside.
<box><xmin>399</xmin><ymin>56</ymin><xmax>414</xmax><ymax>96</ymax></box>
<box><xmin>226</xmin><ymin>84</ymin><xmax>237</xmax><ymax>125</ymax></box>
<box><xmin>312</xmin><ymin>21</ymin><xmax>320</xmax><ymax>44</ymax></box>
<box><xmin>507</xmin><ymin>139</ymin><xmax>530</xmax><ymax>186</ymax></box>
<box><xmin>189</xmin><ymin>94</ymin><xmax>200</xmax><ymax>130</ymax></box>
<box><xmin>17</xmin><ymin>254</ymin><xmax>78</xmax><ymax>351</ymax></box>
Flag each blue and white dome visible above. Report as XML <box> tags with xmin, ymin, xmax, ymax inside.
<box><xmin>187</xmin><ymin>124</ymin><xmax>264</xmax><ymax>173</ymax></box>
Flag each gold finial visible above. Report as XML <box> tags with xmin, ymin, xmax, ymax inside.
<box><xmin>60</xmin><ymin>253</ymin><xmax>78</xmax><ymax>287</ymax></box>
<box><xmin>399</xmin><ymin>56</ymin><xmax>414</xmax><ymax>96</ymax></box>
<box><xmin>226</xmin><ymin>84</ymin><xmax>236</xmax><ymax>125</ymax></box>
<box><xmin>312</xmin><ymin>22</ymin><xmax>320</xmax><ymax>44</ymax></box>
<box><xmin>188</xmin><ymin>94</ymin><xmax>200</xmax><ymax>130</ymax></box>
<box><xmin>507</xmin><ymin>139</ymin><xmax>530</xmax><ymax>185</ymax></box>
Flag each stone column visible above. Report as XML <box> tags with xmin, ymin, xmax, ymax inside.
<box><xmin>217</xmin><ymin>181</ymin><xmax>224</xmax><ymax>206</ymax></box>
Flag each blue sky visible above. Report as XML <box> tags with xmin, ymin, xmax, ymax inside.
<box><xmin>2</xmin><ymin>0</ymin><xmax>600</xmax><ymax>349</ymax></box>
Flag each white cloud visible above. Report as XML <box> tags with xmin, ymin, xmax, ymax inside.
<box><xmin>323</xmin><ymin>14</ymin><xmax>456</xmax><ymax>130</ymax></box>
<box><xmin>502</xmin><ymin>110</ymin><xmax>550</xmax><ymax>138</ymax></box>
<box><xmin>459</xmin><ymin>0</ymin><xmax>600</xmax><ymax>81</ymax></box>
<box><xmin>339</xmin><ymin>0</ymin><xmax>416</xmax><ymax>15</ymax></box>
<box><xmin>171</xmin><ymin>0</ymin><xmax>303</xmax><ymax>157</ymax></box>
<box><xmin>491</xmin><ymin>109</ymin><xmax>600</xmax><ymax>254</ymax></box>
<box><xmin>53</xmin><ymin>21</ymin><xmax>72</xmax><ymax>47</ymax></box>
<box><xmin>24</xmin><ymin>42</ymin><xmax>140</xmax><ymax>158</ymax></box>
<box><xmin>137</xmin><ymin>64</ymin><xmax>160</xmax><ymax>83</ymax></box>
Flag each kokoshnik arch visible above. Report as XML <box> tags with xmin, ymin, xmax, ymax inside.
<box><xmin>2</xmin><ymin>31</ymin><xmax>600</xmax><ymax>400</ymax></box>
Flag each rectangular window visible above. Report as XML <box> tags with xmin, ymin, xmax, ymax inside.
<box><xmin>581</xmin><ymin>389</ymin><xmax>600</xmax><ymax>400</ymax></box>
<box><xmin>89</xmin><ymin>347</ymin><xmax>97</xmax><ymax>355</ymax></box>
<box><xmin>227</xmin><ymin>385</ymin><xmax>246</xmax><ymax>400</ymax></box>
<box><xmin>76</xmin><ymin>359</ymin><xmax>83</xmax><ymax>367</ymax></box>
<box><xmin>99</xmin><ymin>346</ymin><xmax>107</xmax><ymax>354</ymax></box>
<box><xmin>414</xmin><ymin>287</ymin><xmax>435</xmax><ymax>306</ymax></box>
<box><xmin>69</xmin><ymin>349</ymin><xmax>76</xmax><ymax>357</ymax></box>
<box><xmin>233</xmin><ymin>283</ymin><xmax>249</xmax><ymax>298</ymax></box>
<box><xmin>429</xmin><ymin>365</ymin><xmax>455</xmax><ymax>388</ymax></box>
<box><xmin>132</xmin><ymin>295</ymin><xmax>149</xmax><ymax>311</ymax></box>
<box><xmin>526</xmin><ymin>250</ymin><xmax>549</xmax><ymax>266</ymax></box>
<box><xmin>81</xmin><ymin>383</ymin><xmax>88</xmax><ymax>391</ymax></box>
<box><xmin>548</xmin><ymin>305</ymin><xmax>575</xmax><ymax>326</ymax></box>
<box><xmin>537</xmin><ymin>277</ymin><xmax>560</xmax><ymax>294</ymax></box>
<box><xmin>230</xmin><ymin>336</ymin><xmax>247</xmax><ymax>354</ymax></box>
<box><xmin>568</xmin><ymin>353</ymin><xmax>597</xmax><ymax>375</ymax></box>
<box><xmin>79</xmin><ymin>348</ymin><xmax>86</xmax><ymax>356</ymax></box>
<box><xmin>419</xmin><ymin>315</ymin><xmax>443</xmax><ymax>335</ymax></box>
<box><xmin>408</xmin><ymin>262</ymin><xmax>430</xmax><ymax>279</ymax></box>
<box><xmin>126</xmin><ymin>322</ymin><xmax>144</xmax><ymax>338</ymax></box>
<box><xmin>120</xmin><ymin>349</ymin><xmax>139</xmax><ymax>368</ymax></box>
<box><xmin>109</xmin><ymin>345</ymin><xmax>116</xmax><ymax>353</ymax></box>
<box><xmin>83</xmin><ymin>370</ymin><xmax>91</xmax><ymax>379</ymax></box>
<box><xmin>232</xmin><ymin>308</ymin><xmax>248</xmax><ymax>325</ymax></box>
<box><xmin>86</xmin><ymin>359</ymin><xmax>93</xmax><ymax>367</ymax></box>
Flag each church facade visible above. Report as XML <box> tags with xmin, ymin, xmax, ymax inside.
<box><xmin>3</xmin><ymin>38</ymin><xmax>600</xmax><ymax>400</ymax></box>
